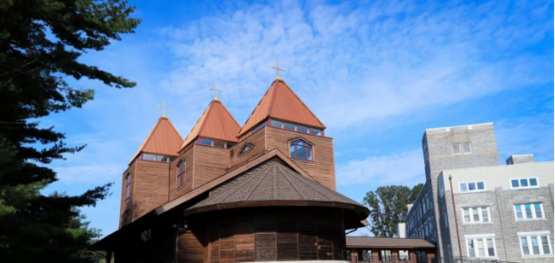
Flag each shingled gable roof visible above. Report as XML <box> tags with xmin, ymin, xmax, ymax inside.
<box><xmin>238</xmin><ymin>79</ymin><xmax>326</xmax><ymax>136</ymax></box>
<box><xmin>130</xmin><ymin>116</ymin><xmax>183</xmax><ymax>162</ymax></box>
<box><xmin>180</xmin><ymin>99</ymin><xmax>241</xmax><ymax>151</ymax></box>
<box><xmin>185</xmin><ymin>159</ymin><xmax>368</xmax><ymax>220</ymax></box>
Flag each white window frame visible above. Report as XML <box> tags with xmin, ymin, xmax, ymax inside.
<box><xmin>462</xmin><ymin>206</ymin><xmax>492</xmax><ymax>224</ymax></box>
<box><xmin>510</xmin><ymin>177</ymin><xmax>540</xmax><ymax>189</ymax></box>
<box><xmin>465</xmin><ymin>234</ymin><xmax>497</xmax><ymax>258</ymax></box>
<box><xmin>452</xmin><ymin>142</ymin><xmax>472</xmax><ymax>155</ymax></box>
<box><xmin>513</xmin><ymin>203</ymin><xmax>545</xmax><ymax>220</ymax></box>
<box><xmin>518</xmin><ymin>231</ymin><xmax>553</xmax><ymax>257</ymax></box>
<box><xmin>459</xmin><ymin>181</ymin><xmax>486</xmax><ymax>193</ymax></box>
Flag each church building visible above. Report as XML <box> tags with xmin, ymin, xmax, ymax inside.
<box><xmin>92</xmin><ymin>76</ymin><xmax>371</xmax><ymax>262</ymax></box>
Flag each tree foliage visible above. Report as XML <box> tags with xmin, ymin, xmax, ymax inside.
<box><xmin>363</xmin><ymin>184</ymin><xmax>423</xmax><ymax>237</ymax></box>
<box><xmin>0</xmin><ymin>0</ymin><xmax>139</xmax><ymax>262</ymax></box>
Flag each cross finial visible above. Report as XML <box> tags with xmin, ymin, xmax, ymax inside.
<box><xmin>271</xmin><ymin>61</ymin><xmax>286</xmax><ymax>80</ymax></box>
<box><xmin>157</xmin><ymin>100</ymin><xmax>171</xmax><ymax>118</ymax></box>
<box><xmin>209</xmin><ymin>83</ymin><xmax>222</xmax><ymax>101</ymax></box>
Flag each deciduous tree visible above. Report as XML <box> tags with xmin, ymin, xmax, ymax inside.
<box><xmin>363</xmin><ymin>184</ymin><xmax>423</xmax><ymax>237</ymax></box>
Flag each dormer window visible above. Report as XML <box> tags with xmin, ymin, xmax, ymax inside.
<box><xmin>240</xmin><ymin>144</ymin><xmax>254</xmax><ymax>155</ymax></box>
<box><xmin>137</xmin><ymin>153</ymin><xmax>173</xmax><ymax>163</ymax></box>
<box><xmin>290</xmin><ymin>139</ymin><xmax>313</xmax><ymax>161</ymax></box>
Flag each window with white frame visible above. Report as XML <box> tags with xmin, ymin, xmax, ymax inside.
<box><xmin>511</xmin><ymin>177</ymin><xmax>539</xmax><ymax>189</ymax></box>
<box><xmin>452</xmin><ymin>142</ymin><xmax>472</xmax><ymax>154</ymax></box>
<box><xmin>514</xmin><ymin>203</ymin><xmax>544</xmax><ymax>220</ymax></box>
<box><xmin>466</xmin><ymin>235</ymin><xmax>497</xmax><ymax>258</ymax></box>
<box><xmin>462</xmin><ymin>206</ymin><xmax>491</xmax><ymax>223</ymax></box>
<box><xmin>519</xmin><ymin>232</ymin><xmax>552</xmax><ymax>256</ymax></box>
<box><xmin>460</xmin><ymin>181</ymin><xmax>486</xmax><ymax>192</ymax></box>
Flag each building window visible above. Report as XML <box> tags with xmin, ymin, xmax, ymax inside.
<box><xmin>137</xmin><ymin>153</ymin><xmax>173</xmax><ymax>163</ymax></box>
<box><xmin>380</xmin><ymin>250</ymin><xmax>392</xmax><ymax>261</ymax></box>
<box><xmin>239</xmin><ymin>144</ymin><xmax>254</xmax><ymax>155</ymax></box>
<box><xmin>398</xmin><ymin>250</ymin><xmax>410</xmax><ymax>261</ymax></box>
<box><xmin>268</xmin><ymin>118</ymin><xmax>324</xmax><ymax>136</ymax></box>
<box><xmin>125</xmin><ymin>173</ymin><xmax>131</xmax><ymax>204</ymax></box>
<box><xmin>519</xmin><ymin>232</ymin><xmax>552</xmax><ymax>256</ymax></box>
<box><xmin>462</xmin><ymin>207</ymin><xmax>491</xmax><ymax>223</ymax></box>
<box><xmin>460</xmin><ymin>181</ymin><xmax>486</xmax><ymax>192</ymax></box>
<box><xmin>177</xmin><ymin>160</ymin><xmax>185</xmax><ymax>188</ymax></box>
<box><xmin>359</xmin><ymin>249</ymin><xmax>372</xmax><ymax>261</ymax></box>
<box><xmin>466</xmin><ymin>235</ymin><xmax>496</xmax><ymax>258</ymax></box>
<box><xmin>290</xmin><ymin>139</ymin><xmax>313</xmax><ymax>161</ymax></box>
<box><xmin>511</xmin><ymin>177</ymin><xmax>539</xmax><ymax>189</ymax></box>
<box><xmin>514</xmin><ymin>203</ymin><xmax>544</xmax><ymax>220</ymax></box>
<box><xmin>198</xmin><ymin>138</ymin><xmax>214</xmax><ymax>146</ymax></box>
<box><xmin>452</xmin><ymin>142</ymin><xmax>472</xmax><ymax>154</ymax></box>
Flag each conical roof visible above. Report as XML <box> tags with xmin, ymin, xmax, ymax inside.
<box><xmin>131</xmin><ymin>116</ymin><xmax>183</xmax><ymax>161</ymax></box>
<box><xmin>180</xmin><ymin>99</ymin><xmax>241</xmax><ymax>150</ymax></box>
<box><xmin>185</xmin><ymin>159</ymin><xmax>368</xmax><ymax>226</ymax></box>
<box><xmin>238</xmin><ymin>79</ymin><xmax>325</xmax><ymax>136</ymax></box>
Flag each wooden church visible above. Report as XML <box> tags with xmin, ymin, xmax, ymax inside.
<box><xmin>92</xmin><ymin>76</ymin><xmax>370</xmax><ymax>262</ymax></box>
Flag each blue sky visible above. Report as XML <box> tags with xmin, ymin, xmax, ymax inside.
<box><xmin>42</xmin><ymin>0</ymin><xmax>553</xmax><ymax>237</ymax></box>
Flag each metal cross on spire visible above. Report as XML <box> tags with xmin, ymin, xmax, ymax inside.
<box><xmin>271</xmin><ymin>61</ymin><xmax>286</xmax><ymax>80</ymax></box>
<box><xmin>209</xmin><ymin>83</ymin><xmax>222</xmax><ymax>101</ymax></box>
<box><xmin>157</xmin><ymin>100</ymin><xmax>171</xmax><ymax>118</ymax></box>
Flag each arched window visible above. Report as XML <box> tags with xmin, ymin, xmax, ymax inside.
<box><xmin>177</xmin><ymin>160</ymin><xmax>185</xmax><ymax>188</ymax></box>
<box><xmin>290</xmin><ymin>139</ymin><xmax>313</xmax><ymax>161</ymax></box>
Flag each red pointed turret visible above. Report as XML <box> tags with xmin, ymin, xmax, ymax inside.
<box><xmin>238</xmin><ymin>78</ymin><xmax>325</xmax><ymax>136</ymax></box>
<box><xmin>180</xmin><ymin>99</ymin><xmax>241</xmax><ymax>151</ymax></box>
<box><xmin>131</xmin><ymin>116</ymin><xmax>183</xmax><ymax>161</ymax></box>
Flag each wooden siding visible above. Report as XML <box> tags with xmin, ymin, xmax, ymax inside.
<box><xmin>170</xmin><ymin>145</ymin><xmax>195</xmax><ymax>200</ymax></box>
<box><xmin>132</xmin><ymin>160</ymin><xmax>171</xmax><ymax>219</ymax></box>
<box><xmin>178</xmin><ymin>229</ymin><xmax>207</xmax><ymax>263</ymax></box>
<box><xmin>119</xmin><ymin>163</ymin><xmax>135</xmax><ymax>227</ymax></box>
<box><xmin>229</xmin><ymin>128</ymin><xmax>266</xmax><ymax>170</ymax></box>
<box><xmin>193</xmin><ymin>144</ymin><xmax>230</xmax><ymax>187</ymax></box>
<box><xmin>265</xmin><ymin>127</ymin><xmax>336</xmax><ymax>189</ymax></box>
<box><xmin>183</xmin><ymin>207</ymin><xmax>346</xmax><ymax>262</ymax></box>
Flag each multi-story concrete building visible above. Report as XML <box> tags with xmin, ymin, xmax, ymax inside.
<box><xmin>405</xmin><ymin>123</ymin><xmax>554</xmax><ymax>262</ymax></box>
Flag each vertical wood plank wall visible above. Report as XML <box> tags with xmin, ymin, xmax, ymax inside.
<box><xmin>179</xmin><ymin>207</ymin><xmax>346</xmax><ymax>262</ymax></box>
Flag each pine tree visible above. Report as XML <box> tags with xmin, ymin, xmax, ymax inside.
<box><xmin>0</xmin><ymin>0</ymin><xmax>140</xmax><ymax>262</ymax></box>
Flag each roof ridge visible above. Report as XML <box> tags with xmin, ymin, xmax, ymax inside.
<box><xmin>210</xmin><ymin>163</ymin><xmax>274</xmax><ymax>204</ymax></box>
<box><xmin>237</xmin><ymin>82</ymin><xmax>275</xmax><ymax>136</ymax></box>
<box><xmin>266</xmin><ymin>80</ymin><xmax>279</xmax><ymax>118</ymax></box>
<box><xmin>276</xmin><ymin>163</ymin><xmax>308</xmax><ymax>199</ymax></box>
<box><xmin>195</xmin><ymin>100</ymin><xmax>215</xmax><ymax>140</ymax></box>
<box><xmin>276</xmin><ymin>80</ymin><xmax>325</xmax><ymax>128</ymax></box>
<box><xmin>215</xmin><ymin>100</ymin><xmax>241</xmax><ymax>128</ymax></box>
<box><xmin>244</xmin><ymin>162</ymin><xmax>275</xmax><ymax>201</ymax></box>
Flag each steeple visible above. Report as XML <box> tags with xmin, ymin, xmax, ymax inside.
<box><xmin>238</xmin><ymin>79</ymin><xmax>325</xmax><ymax>136</ymax></box>
<box><xmin>180</xmin><ymin>99</ymin><xmax>241</xmax><ymax>151</ymax></box>
<box><xmin>131</xmin><ymin>116</ymin><xmax>183</xmax><ymax>162</ymax></box>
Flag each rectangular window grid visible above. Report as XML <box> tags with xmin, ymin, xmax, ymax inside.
<box><xmin>519</xmin><ymin>233</ymin><xmax>552</xmax><ymax>256</ymax></box>
<box><xmin>514</xmin><ymin>203</ymin><xmax>544</xmax><ymax>220</ymax></box>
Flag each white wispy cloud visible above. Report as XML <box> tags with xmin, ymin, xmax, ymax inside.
<box><xmin>156</xmin><ymin>0</ymin><xmax>552</xmax><ymax>131</ymax></box>
<box><xmin>336</xmin><ymin>149</ymin><xmax>425</xmax><ymax>187</ymax></box>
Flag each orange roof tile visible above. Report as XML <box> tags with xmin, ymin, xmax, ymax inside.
<box><xmin>180</xmin><ymin>99</ymin><xmax>241</xmax><ymax>150</ymax></box>
<box><xmin>131</xmin><ymin>116</ymin><xmax>183</xmax><ymax>161</ymax></box>
<box><xmin>238</xmin><ymin>79</ymin><xmax>325</xmax><ymax>136</ymax></box>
